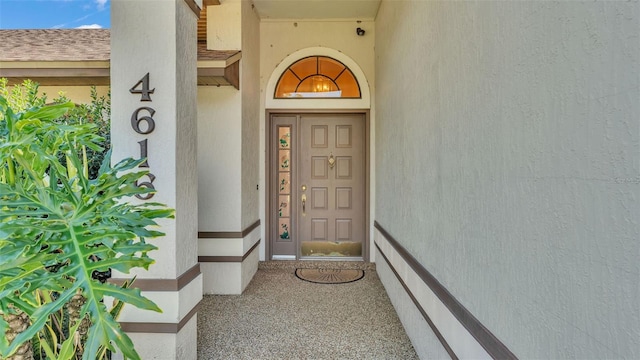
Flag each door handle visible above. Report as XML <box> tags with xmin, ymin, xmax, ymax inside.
<box><xmin>301</xmin><ymin>194</ymin><xmax>307</xmax><ymax>216</ymax></box>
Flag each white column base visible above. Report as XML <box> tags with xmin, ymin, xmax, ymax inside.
<box><xmin>112</xmin><ymin>316</ymin><xmax>198</xmax><ymax>360</ymax></box>
<box><xmin>201</xmin><ymin>245</ymin><xmax>259</xmax><ymax>294</ymax></box>
<box><xmin>198</xmin><ymin>222</ymin><xmax>260</xmax><ymax>294</ymax></box>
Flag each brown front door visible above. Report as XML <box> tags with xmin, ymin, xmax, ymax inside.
<box><xmin>270</xmin><ymin>113</ymin><xmax>366</xmax><ymax>259</ymax></box>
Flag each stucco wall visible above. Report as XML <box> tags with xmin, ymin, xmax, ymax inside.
<box><xmin>174</xmin><ymin>0</ymin><xmax>199</xmax><ymax>275</ymax></box>
<box><xmin>38</xmin><ymin>86</ymin><xmax>109</xmax><ymax>104</ymax></box>
<box><xmin>375</xmin><ymin>1</ymin><xmax>639</xmax><ymax>358</ymax></box>
<box><xmin>198</xmin><ymin>0</ymin><xmax>260</xmax><ymax>233</ymax></box>
<box><xmin>207</xmin><ymin>0</ymin><xmax>240</xmax><ymax>50</ymax></box>
<box><xmin>258</xmin><ymin>19</ymin><xmax>375</xmax><ymax>259</ymax></box>
<box><xmin>197</xmin><ymin>86</ymin><xmax>242</xmax><ymax>231</ymax></box>
<box><xmin>111</xmin><ymin>0</ymin><xmax>181</xmax><ymax>279</ymax></box>
<box><xmin>241</xmin><ymin>0</ymin><xmax>261</xmax><ymax>230</ymax></box>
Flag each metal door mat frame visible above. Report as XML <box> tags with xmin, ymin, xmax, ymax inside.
<box><xmin>295</xmin><ymin>268</ymin><xmax>365</xmax><ymax>284</ymax></box>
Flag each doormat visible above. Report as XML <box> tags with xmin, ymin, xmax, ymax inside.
<box><xmin>295</xmin><ymin>268</ymin><xmax>365</xmax><ymax>284</ymax></box>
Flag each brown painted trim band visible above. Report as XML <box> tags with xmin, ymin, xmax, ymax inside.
<box><xmin>183</xmin><ymin>0</ymin><xmax>202</xmax><ymax>18</ymax></box>
<box><xmin>177</xmin><ymin>263</ymin><xmax>202</xmax><ymax>289</ymax></box>
<box><xmin>375</xmin><ymin>242</ymin><xmax>458</xmax><ymax>360</ymax></box>
<box><xmin>198</xmin><ymin>219</ymin><xmax>261</xmax><ymax>239</ymax></box>
<box><xmin>374</xmin><ymin>221</ymin><xmax>517</xmax><ymax>360</ymax></box>
<box><xmin>120</xmin><ymin>301</ymin><xmax>201</xmax><ymax>333</ymax></box>
<box><xmin>225</xmin><ymin>60</ymin><xmax>240</xmax><ymax>90</ymax></box>
<box><xmin>198</xmin><ymin>239</ymin><xmax>261</xmax><ymax>263</ymax></box>
<box><xmin>0</xmin><ymin>68</ymin><xmax>110</xmax><ymax>77</ymax></box>
<box><xmin>3</xmin><ymin>77</ymin><xmax>110</xmax><ymax>87</ymax></box>
<box><xmin>110</xmin><ymin>263</ymin><xmax>201</xmax><ymax>292</ymax></box>
<box><xmin>198</xmin><ymin>67</ymin><xmax>226</xmax><ymax>77</ymax></box>
<box><xmin>198</xmin><ymin>255</ymin><xmax>242</xmax><ymax>262</ymax></box>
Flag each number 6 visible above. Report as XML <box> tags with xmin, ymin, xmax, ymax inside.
<box><xmin>131</xmin><ymin>107</ymin><xmax>156</xmax><ymax>134</ymax></box>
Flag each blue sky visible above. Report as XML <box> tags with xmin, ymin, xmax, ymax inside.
<box><xmin>0</xmin><ymin>0</ymin><xmax>110</xmax><ymax>29</ymax></box>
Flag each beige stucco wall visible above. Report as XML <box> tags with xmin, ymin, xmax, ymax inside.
<box><xmin>258</xmin><ymin>19</ymin><xmax>376</xmax><ymax>259</ymax></box>
<box><xmin>109</xmin><ymin>1</ymin><xmax>201</xmax><ymax>358</ymax></box>
<box><xmin>198</xmin><ymin>0</ymin><xmax>260</xmax><ymax>233</ymax></box>
<box><xmin>197</xmin><ymin>86</ymin><xmax>242</xmax><ymax>231</ymax></box>
<box><xmin>112</xmin><ymin>0</ymin><xmax>181</xmax><ymax>279</ymax></box>
<box><xmin>174</xmin><ymin>0</ymin><xmax>199</xmax><ymax>275</ymax></box>
<box><xmin>38</xmin><ymin>86</ymin><xmax>109</xmax><ymax>104</ymax></box>
<box><xmin>375</xmin><ymin>1</ymin><xmax>639</xmax><ymax>359</ymax></box>
<box><xmin>241</xmin><ymin>0</ymin><xmax>261</xmax><ymax>230</ymax></box>
<box><xmin>207</xmin><ymin>0</ymin><xmax>240</xmax><ymax>50</ymax></box>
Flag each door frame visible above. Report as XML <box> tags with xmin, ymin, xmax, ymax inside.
<box><xmin>265</xmin><ymin>109</ymin><xmax>370</xmax><ymax>261</ymax></box>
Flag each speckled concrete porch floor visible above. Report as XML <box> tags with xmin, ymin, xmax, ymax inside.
<box><xmin>197</xmin><ymin>261</ymin><xmax>418</xmax><ymax>359</ymax></box>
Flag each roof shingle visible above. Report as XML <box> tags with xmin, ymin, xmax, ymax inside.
<box><xmin>0</xmin><ymin>29</ymin><xmax>110</xmax><ymax>61</ymax></box>
<box><xmin>0</xmin><ymin>29</ymin><xmax>239</xmax><ymax>63</ymax></box>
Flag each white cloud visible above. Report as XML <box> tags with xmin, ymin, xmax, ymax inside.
<box><xmin>76</xmin><ymin>24</ymin><xmax>103</xmax><ymax>29</ymax></box>
<box><xmin>95</xmin><ymin>0</ymin><xmax>108</xmax><ymax>10</ymax></box>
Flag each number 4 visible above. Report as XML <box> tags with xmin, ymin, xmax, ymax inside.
<box><xmin>129</xmin><ymin>73</ymin><xmax>155</xmax><ymax>101</ymax></box>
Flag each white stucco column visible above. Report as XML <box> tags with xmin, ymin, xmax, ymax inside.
<box><xmin>196</xmin><ymin>0</ymin><xmax>261</xmax><ymax>295</ymax></box>
<box><xmin>111</xmin><ymin>0</ymin><xmax>202</xmax><ymax>358</ymax></box>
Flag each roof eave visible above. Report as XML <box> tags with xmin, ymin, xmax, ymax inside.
<box><xmin>0</xmin><ymin>55</ymin><xmax>241</xmax><ymax>88</ymax></box>
<box><xmin>0</xmin><ymin>61</ymin><xmax>110</xmax><ymax>86</ymax></box>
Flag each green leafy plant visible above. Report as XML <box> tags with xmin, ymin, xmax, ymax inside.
<box><xmin>53</xmin><ymin>87</ymin><xmax>111</xmax><ymax>180</ymax></box>
<box><xmin>0</xmin><ymin>79</ymin><xmax>112</xmax><ymax>181</ymax></box>
<box><xmin>0</xmin><ymin>83</ymin><xmax>173</xmax><ymax>359</ymax></box>
<box><xmin>0</xmin><ymin>79</ymin><xmax>47</xmax><ymax>112</ymax></box>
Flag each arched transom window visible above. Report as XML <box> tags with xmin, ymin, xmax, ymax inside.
<box><xmin>274</xmin><ymin>56</ymin><xmax>361</xmax><ymax>99</ymax></box>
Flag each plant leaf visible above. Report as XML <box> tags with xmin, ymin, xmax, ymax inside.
<box><xmin>0</xmin><ymin>95</ymin><xmax>173</xmax><ymax>359</ymax></box>
<box><xmin>57</xmin><ymin>317</ymin><xmax>83</xmax><ymax>360</ymax></box>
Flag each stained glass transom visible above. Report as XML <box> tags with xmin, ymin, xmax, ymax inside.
<box><xmin>275</xmin><ymin>56</ymin><xmax>361</xmax><ymax>99</ymax></box>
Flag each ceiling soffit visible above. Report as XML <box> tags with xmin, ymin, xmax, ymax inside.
<box><xmin>252</xmin><ymin>0</ymin><xmax>381</xmax><ymax>20</ymax></box>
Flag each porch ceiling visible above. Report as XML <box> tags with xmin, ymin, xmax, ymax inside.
<box><xmin>252</xmin><ymin>0</ymin><xmax>381</xmax><ymax>20</ymax></box>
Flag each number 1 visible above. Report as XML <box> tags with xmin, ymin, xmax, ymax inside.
<box><xmin>138</xmin><ymin>139</ymin><xmax>149</xmax><ymax>168</ymax></box>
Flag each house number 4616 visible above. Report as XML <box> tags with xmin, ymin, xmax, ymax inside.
<box><xmin>129</xmin><ymin>72</ymin><xmax>156</xmax><ymax>200</ymax></box>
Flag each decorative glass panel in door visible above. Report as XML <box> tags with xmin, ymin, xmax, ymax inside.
<box><xmin>271</xmin><ymin>118</ymin><xmax>297</xmax><ymax>258</ymax></box>
<box><xmin>278</xmin><ymin>127</ymin><xmax>291</xmax><ymax>239</ymax></box>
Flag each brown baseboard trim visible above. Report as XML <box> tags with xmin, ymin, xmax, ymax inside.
<box><xmin>375</xmin><ymin>242</ymin><xmax>458</xmax><ymax>360</ymax></box>
<box><xmin>198</xmin><ymin>219</ymin><xmax>261</xmax><ymax>239</ymax></box>
<box><xmin>374</xmin><ymin>221</ymin><xmax>517</xmax><ymax>360</ymax></box>
<box><xmin>198</xmin><ymin>238</ymin><xmax>261</xmax><ymax>263</ymax></box>
<box><xmin>183</xmin><ymin>0</ymin><xmax>202</xmax><ymax>18</ymax></box>
<box><xmin>110</xmin><ymin>263</ymin><xmax>201</xmax><ymax>292</ymax></box>
<box><xmin>120</xmin><ymin>301</ymin><xmax>201</xmax><ymax>334</ymax></box>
